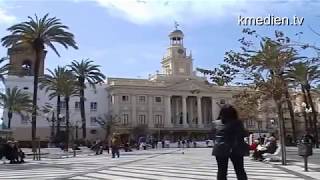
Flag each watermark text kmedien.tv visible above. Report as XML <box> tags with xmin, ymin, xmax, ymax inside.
<box><xmin>238</xmin><ymin>15</ymin><xmax>304</xmax><ymax>26</ymax></box>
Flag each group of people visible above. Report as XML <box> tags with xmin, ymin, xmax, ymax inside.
<box><xmin>250</xmin><ymin>136</ymin><xmax>278</xmax><ymax>161</ymax></box>
<box><xmin>177</xmin><ymin>139</ymin><xmax>197</xmax><ymax>148</ymax></box>
<box><xmin>0</xmin><ymin>140</ymin><xmax>25</xmax><ymax>164</ymax></box>
<box><xmin>90</xmin><ymin>133</ymin><xmax>122</xmax><ymax>158</ymax></box>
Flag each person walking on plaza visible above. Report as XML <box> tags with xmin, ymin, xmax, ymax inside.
<box><xmin>212</xmin><ymin>104</ymin><xmax>249</xmax><ymax>180</ymax></box>
<box><xmin>111</xmin><ymin>133</ymin><xmax>121</xmax><ymax>158</ymax></box>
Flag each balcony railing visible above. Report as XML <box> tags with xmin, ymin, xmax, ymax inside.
<box><xmin>154</xmin><ymin>124</ymin><xmax>164</xmax><ymax>128</ymax></box>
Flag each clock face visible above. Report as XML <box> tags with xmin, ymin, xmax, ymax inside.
<box><xmin>177</xmin><ymin>48</ymin><xmax>184</xmax><ymax>54</ymax></box>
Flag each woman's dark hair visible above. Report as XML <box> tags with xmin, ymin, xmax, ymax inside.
<box><xmin>217</xmin><ymin>104</ymin><xmax>239</xmax><ymax>124</ymax></box>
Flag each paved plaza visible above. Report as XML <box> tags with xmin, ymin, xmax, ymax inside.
<box><xmin>0</xmin><ymin>148</ymin><xmax>319</xmax><ymax>180</ymax></box>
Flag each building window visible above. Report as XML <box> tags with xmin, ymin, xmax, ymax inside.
<box><xmin>246</xmin><ymin>119</ymin><xmax>255</xmax><ymax>128</ymax></box>
<box><xmin>109</xmin><ymin>95</ymin><xmax>113</xmax><ymax>104</ymax></box>
<box><xmin>21</xmin><ymin>114</ymin><xmax>29</xmax><ymax>125</ymax></box>
<box><xmin>155</xmin><ymin>96</ymin><xmax>162</xmax><ymax>103</ymax></box>
<box><xmin>60</xmin><ymin>101</ymin><xmax>66</xmax><ymax>109</ymax></box>
<box><xmin>122</xmin><ymin>113</ymin><xmax>129</xmax><ymax>125</ymax></box>
<box><xmin>122</xmin><ymin>95</ymin><xmax>129</xmax><ymax>102</ymax></box>
<box><xmin>90</xmin><ymin>117</ymin><xmax>97</xmax><ymax>126</ymax></box>
<box><xmin>90</xmin><ymin>102</ymin><xmax>97</xmax><ymax>111</ymax></box>
<box><xmin>138</xmin><ymin>114</ymin><xmax>146</xmax><ymax>125</ymax></box>
<box><xmin>154</xmin><ymin>114</ymin><xmax>163</xmax><ymax>127</ymax></box>
<box><xmin>138</xmin><ymin>96</ymin><xmax>146</xmax><ymax>103</ymax></box>
<box><xmin>75</xmin><ymin>102</ymin><xmax>80</xmax><ymax>110</ymax></box>
<box><xmin>220</xmin><ymin>99</ymin><xmax>226</xmax><ymax>105</ymax></box>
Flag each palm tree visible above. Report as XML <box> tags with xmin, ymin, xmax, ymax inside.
<box><xmin>68</xmin><ymin>59</ymin><xmax>105</xmax><ymax>139</ymax></box>
<box><xmin>284</xmin><ymin>83</ymin><xmax>297</xmax><ymax>143</ymax></box>
<box><xmin>39</xmin><ymin>66</ymin><xmax>70</xmax><ymax>141</ymax></box>
<box><xmin>243</xmin><ymin>38</ymin><xmax>298</xmax><ymax>165</ymax></box>
<box><xmin>286</xmin><ymin>61</ymin><xmax>320</xmax><ymax>147</ymax></box>
<box><xmin>0</xmin><ymin>57</ymin><xmax>9</xmax><ymax>82</ymax></box>
<box><xmin>59</xmin><ymin>71</ymin><xmax>79</xmax><ymax>151</ymax></box>
<box><xmin>1</xmin><ymin>14</ymin><xmax>78</xmax><ymax>151</ymax></box>
<box><xmin>0</xmin><ymin>87</ymin><xmax>32</xmax><ymax>128</ymax></box>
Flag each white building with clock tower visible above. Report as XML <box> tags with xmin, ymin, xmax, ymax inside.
<box><xmin>107</xmin><ymin>28</ymin><xmax>242</xmax><ymax>142</ymax></box>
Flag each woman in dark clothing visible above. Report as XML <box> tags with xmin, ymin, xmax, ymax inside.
<box><xmin>212</xmin><ymin>104</ymin><xmax>249</xmax><ymax>180</ymax></box>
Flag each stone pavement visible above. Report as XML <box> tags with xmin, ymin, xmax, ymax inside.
<box><xmin>0</xmin><ymin>148</ymin><xmax>318</xmax><ymax>180</ymax></box>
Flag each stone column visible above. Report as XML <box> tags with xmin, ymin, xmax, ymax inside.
<box><xmin>212</xmin><ymin>97</ymin><xmax>218</xmax><ymax>121</ymax></box>
<box><xmin>189</xmin><ymin>97</ymin><xmax>194</xmax><ymax>124</ymax></box>
<box><xmin>131</xmin><ymin>95</ymin><xmax>137</xmax><ymax>127</ymax></box>
<box><xmin>148</xmin><ymin>95</ymin><xmax>154</xmax><ymax>128</ymax></box>
<box><xmin>182</xmin><ymin>95</ymin><xmax>188</xmax><ymax>127</ymax></box>
<box><xmin>197</xmin><ymin>96</ymin><xmax>203</xmax><ymax>128</ymax></box>
<box><xmin>165</xmin><ymin>95</ymin><xmax>172</xmax><ymax>128</ymax></box>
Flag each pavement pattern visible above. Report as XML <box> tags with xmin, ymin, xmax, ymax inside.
<box><xmin>0</xmin><ymin>148</ymin><xmax>318</xmax><ymax>180</ymax></box>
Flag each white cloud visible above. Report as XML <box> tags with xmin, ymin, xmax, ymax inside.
<box><xmin>76</xmin><ymin>0</ymin><xmax>317</xmax><ymax>25</ymax></box>
<box><xmin>0</xmin><ymin>4</ymin><xmax>17</xmax><ymax>25</ymax></box>
<box><xmin>91</xmin><ymin>0</ymin><xmax>247</xmax><ymax>24</ymax></box>
<box><xmin>87</xmin><ymin>0</ymin><xmax>302</xmax><ymax>25</ymax></box>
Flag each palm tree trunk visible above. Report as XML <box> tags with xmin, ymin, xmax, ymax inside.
<box><xmin>7</xmin><ymin>111</ymin><xmax>12</xmax><ymax>129</ymax></box>
<box><xmin>56</xmin><ymin>95</ymin><xmax>61</xmax><ymax>139</ymax></box>
<box><xmin>301</xmin><ymin>87</ymin><xmax>310</xmax><ymax>132</ymax></box>
<box><xmin>285</xmin><ymin>88</ymin><xmax>297</xmax><ymax>143</ymax></box>
<box><xmin>306</xmin><ymin>88</ymin><xmax>319</xmax><ymax>148</ymax></box>
<box><xmin>65</xmin><ymin>96</ymin><xmax>70</xmax><ymax>151</ymax></box>
<box><xmin>79</xmin><ymin>81</ymin><xmax>86</xmax><ymax>139</ymax></box>
<box><xmin>276</xmin><ymin>100</ymin><xmax>287</xmax><ymax>165</ymax></box>
<box><xmin>51</xmin><ymin>112</ymin><xmax>55</xmax><ymax>140</ymax></box>
<box><xmin>31</xmin><ymin>47</ymin><xmax>42</xmax><ymax>159</ymax></box>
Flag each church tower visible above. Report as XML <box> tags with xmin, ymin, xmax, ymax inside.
<box><xmin>7</xmin><ymin>43</ymin><xmax>46</xmax><ymax>76</ymax></box>
<box><xmin>161</xmin><ymin>26</ymin><xmax>193</xmax><ymax>77</ymax></box>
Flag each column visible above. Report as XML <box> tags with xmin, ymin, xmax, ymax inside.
<box><xmin>131</xmin><ymin>95</ymin><xmax>137</xmax><ymax>127</ymax></box>
<box><xmin>148</xmin><ymin>95</ymin><xmax>154</xmax><ymax>128</ymax></box>
<box><xmin>197</xmin><ymin>96</ymin><xmax>203</xmax><ymax>128</ymax></box>
<box><xmin>182</xmin><ymin>95</ymin><xmax>188</xmax><ymax>127</ymax></box>
<box><xmin>165</xmin><ymin>95</ymin><xmax>172</xmax><ymax>128</ymax></box>
<box><xmin>189</xmin><ymin>98</ymin><xmax>194</xmax><ymax>125</ymax></box>
<box><xmin>211</xmin><ymin>97</ymin><xmax>218</xmax><ymax>121</ymax></box>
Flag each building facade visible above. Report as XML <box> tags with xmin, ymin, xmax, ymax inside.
<box><xmin>3</xmin><ymin>44</ymin><xmax>109</xmax><ymax>143</ymax></box>
<box><xmin>107</xmin><ymin>29</ymin><xmax>243</xmax><ymax>141</ymax></box>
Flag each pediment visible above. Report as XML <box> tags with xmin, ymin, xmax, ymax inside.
<box><xmin>166</xmin><ymin>79</ymin><xmax>212</xmax><ymax>92</ymax></box>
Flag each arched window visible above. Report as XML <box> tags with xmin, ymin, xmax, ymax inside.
<box><xmin>21</xmin><ymin>60</ymin><xmax>32</xmax><ymax>75</ymax></box>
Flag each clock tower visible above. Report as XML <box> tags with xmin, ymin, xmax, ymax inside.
<box><xmin>161</xmin><ymin>28</ymin><xmax>193</xmax><ymax>77</ymax></box>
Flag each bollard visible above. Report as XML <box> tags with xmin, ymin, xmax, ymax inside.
<box><xmin>73</xmin><ymin>144</ymin><xmax>77</xmax><ymax>157</ymax></box>
<box><xmin>303</xmin><ymin>156</ymin><xmax>308</xmax><ymax>171</ymax></box>
<box><xmin>37</xmin><ymin>138</ymin><xmax>41</xmax><ymax>161</ymax></box>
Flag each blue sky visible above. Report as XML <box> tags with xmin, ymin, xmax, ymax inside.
<box><xmin>1</xmin><ymin>0</ymin><xmax>320</xmax><ymax>79</ymax></box>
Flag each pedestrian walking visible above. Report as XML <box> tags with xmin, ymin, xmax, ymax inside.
<box><xmin>111</xmin><ymin>133</ymin><xmax>121</xmax><ymax>158</ymax></box>
<box><xmin>182</xmin><ymin>140</ymin><xmax>185</xmax><ymax>148</ymax></box>
<box><xmin>212</xmin><ymin>104</ymin><xmax>249</xmax><ymax>180</ymax></box>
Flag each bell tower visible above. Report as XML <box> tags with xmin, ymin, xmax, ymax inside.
<box><xmin>161</xmin><ymin>24</ymin><xmax>193</xmax><ymax>77</ymax></box>
<box><xmin>7</xmin><ymin>43</ymin><xmax>46</xmax><ymax>76</ymax></box>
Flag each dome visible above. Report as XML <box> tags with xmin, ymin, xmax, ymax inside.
<box><xmin>169</xmin><ymin>29</ymin><xmax>184</xmax><ymax>38</ymax></box>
